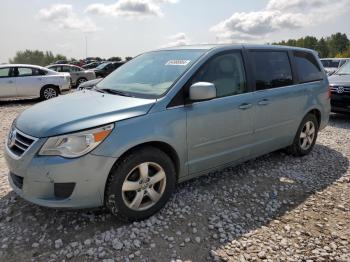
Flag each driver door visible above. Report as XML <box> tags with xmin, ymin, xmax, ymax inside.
<box><xmin>186</xmin><ymin>51</ymin><xmax>255</xmax><ymax>174</ymax></box>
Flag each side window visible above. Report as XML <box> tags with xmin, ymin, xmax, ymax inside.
<box><xmin>0</xmin><ymin>68</ymin><xmax>10</xmax><ymax>78</ymax></box>
<box><xmin>17</xmin><ymin>67</ymin><xmax>34</xmax><ymax>77</ymax></box>
<box><xmin>33</xmin><ymin>68</ymin><xmax>47</xmax><ymax>76</ymax></box>
<box><xmin>294</xmin><ymin>51</ymin><xmax>323</xmax><ymax>83</ymax></box>
<box><xmin>71</xmin><ymin>66</ymin><xmax>81</xmax><ymax>72</ymax></box>
<box><xmin>251</xmin><ymin>51</ymin><xmax>293</xmax><ymax>90</ymax></box>
<box><xmin>192</xmin><ymin>52</ymin><xmax>247</xmax><ymax>98</ymax></box>
<box><xmin>61</xmin><ymin>66</ymin><xmax>72</xmax><ymax>73</ymax></box>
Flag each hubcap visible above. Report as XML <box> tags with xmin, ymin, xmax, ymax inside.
<box><xmin>122</xmin><ymin>162</ymin><xmax>166</xmax><ymax>211</ymax></box>
<box><xmin>43</xmin><ymin>88</ymin><xmax>57</xmax><ymax>99</ymax></box>
<box><xmin>300</xmin><ymin>121</ymin><xmax>315</xmax><ymax>150</ymax></box>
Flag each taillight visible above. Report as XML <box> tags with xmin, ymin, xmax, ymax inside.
<box><xmin>327</xmin><ymin>86</ymin><xmax>331</xmax><ymax>99</ymax></box>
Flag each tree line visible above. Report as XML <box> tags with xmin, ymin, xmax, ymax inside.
<box><xmin>7</xmin><ymin>32</ymin><xmax>350</xmax><ymax>66</ymax></box>
<box><xmin>273</xmin><ymin>32</ymin><xmax>350</xmax><ymax>58</ymax></box>
<box><xmin>8</xmin><ymin>50</ymin><xmax>133</xmax><ymax>66</ymax></box>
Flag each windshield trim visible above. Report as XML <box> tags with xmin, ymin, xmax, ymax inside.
<box><xmin>95</xmin><ymin>49</ymin><xmax>208</xmax><ymax>100</ymax></box>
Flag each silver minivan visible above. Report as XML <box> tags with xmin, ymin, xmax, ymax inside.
<box><xmin>5</xmin><ymin>45</ymin><xmax>330</xmax><ymax>221</ymax></box>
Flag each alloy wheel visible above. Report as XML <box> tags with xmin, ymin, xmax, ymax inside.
<box><xmin>43</xmin><ymin>88</ymin><xmax>57</xmax><ymax>99</ymax></box>
<box><xmin>78</xmin><ymin>79</ymin><xmax>87</xmax><ymax>85</ymax></box>
<box><xmin>122</xmin><ymin>162</ymin><xmax>166</xmax><ymax>211</ymax></box>
<box><xmin>299</xmin><ymin>121</ymin><xmax>316</xmax><ymax>150</ymax></box>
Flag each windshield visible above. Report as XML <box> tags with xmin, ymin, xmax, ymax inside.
<box><xmin>335</xmin><ymin>62</ymin><xmax>350</xmax><ymax>75</ymax></box>
<box><xmin>96</xmin><ymin>50</ymin><xmax>205</xmax><ymax>98</ymax></box>
<box><xmin>96</xmin><ymin>62</ymin><xmax>110</xmax><ymax>70</ymax></box>
<box><xmin>321</xmin><ymin>60</ymin><xmax>340</xmax><ymax>68</ymax></box>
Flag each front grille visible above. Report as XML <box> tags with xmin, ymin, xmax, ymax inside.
<box><xmin>7</xmin><ymin>128</ymin><xmax>37</xmax><ymax>158</ymax></box>
<box><xmin>330</xmin><ymin>85</ymin><xmax>350</xmax><ymax>94</ymax></box>
<box><xmin>10</xmin><ymin>173</ymin><xmax>23</xmax><ymax>189</ymax></box>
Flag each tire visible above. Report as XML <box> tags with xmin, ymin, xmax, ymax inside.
<box><xmin>76</xmin><ymin>78</ymin><xmax>87</xmax><ymax>87</ymax></box>
<box><xmin>105</xmin><ymin>147</ymin><xmax>176</xmax><ymax>221</ymax></box>
<box><xmin>287</xmin><ymin>113</ymin><xmax>319</xmax><ymax>156</ymax></box>
<box><xmin>40</xmin><ymin>86</ymin><xmax>59</xmax><ymax>100</ymax></box>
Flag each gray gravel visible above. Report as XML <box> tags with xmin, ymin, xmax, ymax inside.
<box><xmin>0</xmin><ymin>99</ymin><xmax>349</xmax><ymax>261</ymax></box>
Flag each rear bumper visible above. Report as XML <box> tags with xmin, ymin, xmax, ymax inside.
<box><xmin>60</xmin><ymin>82</ymin><xmax>71</xmax><ymax>92</ymax></box>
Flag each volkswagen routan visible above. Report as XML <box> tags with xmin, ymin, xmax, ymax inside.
<box><xmin>5</xmin><ymin>45</ymin><xmax>330</xmax><ymax>221</ymax></box>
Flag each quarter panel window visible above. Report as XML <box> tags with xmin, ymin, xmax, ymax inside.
<box><xmin>192</xmin><ymin>52</ymin><xmax>247</xmax><ymax>98</ymax></box>
<box><xmin>294</xmin><ymin>51</ymin><xmax>323</xmax><ymax>83</ymax></box>
<box><xmin>251</xmin><ymin>51</ymin><xmax>293</xmax><ymax>90</ymax></box>
<box><xmin>0</xmin><ymin>68</ymin><xmax>10</xmax><ymax>78</ymax></box>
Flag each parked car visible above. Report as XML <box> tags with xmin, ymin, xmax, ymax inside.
<box><xmin>46</xmin><ymin>64</ymin><xmax>96</xmax><ymax>87</ymax></box>
<box><xmin>329</xmin><ymin>61</ymin><xmax>350</xmax><ymax>114</ymax></box>
<box><xmin>320</xmin><ymin>58</ymin><xmax>350</xmax><ymax>75</ymax></box>
<box><xmin>93</xmin><ymin>62</ymin><xmax>125</xmax><ymax>78</ymax></box>
<box><xmin>52</xmin><ymin>60</ymin><xmax>68</xmax><ymax>65</ymax></box>
<box><xmin>5</xmin><ymin>45</ymin><xmax>330</xmax><ymax>221</ymax></box>
<box><xmin>82</xmin><ymin>62</ymin><xmax>103</xmax><ymax>70</ymax></box>
<box><xmin>0</xmin><ymin>64</ymin><xmax>70</xmax><ymax>100</ymax></box>
<box><xmin>76</xmin><ymin>78</ymin><xmax>103</xmax><ymax>91</ymax></box>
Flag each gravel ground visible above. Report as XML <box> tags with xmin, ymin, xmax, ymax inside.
<box><xmin>0</xmin><ymin>99</ymin><xmax>349</xmax><ymax>262</ymax></box>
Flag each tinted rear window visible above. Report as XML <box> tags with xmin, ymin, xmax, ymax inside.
<box><xmin>294</xmin><ymin>51</ymin><xmax>323</xmax><ymax>83</ymax></box>
<box><xmin>321</xmin><ymin>60</ymin><xmax>340</xmax><ymax>68</ymax></box>
<box><xmin>251</xmin><ymin>51</ymin><xmax>293</xmax><ymax>90</ymax></box>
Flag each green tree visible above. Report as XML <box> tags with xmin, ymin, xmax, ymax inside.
<box><xmin>125</xmin><ymin>56</ymin><xmax>133</xmax><ymax>61</ymax></box>
<box><xmin>303</xmin><ymin>36</ymin><xmax>318</xmax><ymax>50</ymax></box>
<box><xmin>273</xmin><ymin>32</ymin><xmax>349</xmax><ymax>58</ymax></box>
<box><xmin>316</xmin><ymin>38</ymin><xmax>329</xmax><ymax>58</ymax></box>
<box><xmin>9</xmin><ymin>50</ymin><xmax>67</xmax><ymax>66</ymax></box>
<box><xmin>327</xmin><ymin>33</ymin><xmax>349</xmax><ymax>57</ymax></box>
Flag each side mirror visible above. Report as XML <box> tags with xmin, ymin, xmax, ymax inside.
<box><xmin>189</xmin><ymin>82</ymin><xmax>216</xmax><ymax>102</ymax></box>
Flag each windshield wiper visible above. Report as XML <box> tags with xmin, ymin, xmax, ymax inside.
<box><xmin>335</xmin><ymin>73</ymin><xmax>350</xmax><ymax>75</ymax></box>
<box><xmin>98</xmin><ymin>88</ymin><xmax>134</xmax><ymax>97</ymax></box>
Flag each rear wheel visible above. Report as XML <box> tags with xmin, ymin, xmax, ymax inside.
<box><xmin>40</xmin><ymin>86</ymin><xmax>58</xmax><ymax>100</ymax></box>
<box><xmin>76</xmin><ymin>78</ymin><xmax>87</xmax><ymax>87</ymax></box>
<box><xmin>287</xmin><ymin>114</ymin><xmax>319</xmax><ymax>156</ymax></box>
<box><xmin>105</xmin><ymin>147</ymin><xmax>176</xmax><ymax>221</ymax></box>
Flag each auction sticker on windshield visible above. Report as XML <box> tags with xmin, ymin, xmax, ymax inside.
<box><xmin>165</xmin><ymin>60</ymin><xmax>191</xmax><ymax>66</ymax></box>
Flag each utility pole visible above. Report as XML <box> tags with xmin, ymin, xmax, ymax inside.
<box><xmin>85</xmin><ymin>35</ymin><xmax>88</xmax><ymax>59</ymax></box>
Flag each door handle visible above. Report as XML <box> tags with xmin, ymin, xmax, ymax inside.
<box><xmin>7</xmin><ymin>80</ymin><xmax>14</xmax><ymax>84</ymax></box>
<box><xmin>258</xmin><ymin>99</ymin><xmax>269</xmax><ymax>106</ymax></box>
<box><xmin>239</xmin><ymin>103</ymin><xmax>253</xmax><ymax>110</ymax></box>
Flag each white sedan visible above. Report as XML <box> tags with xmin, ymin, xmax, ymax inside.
<box><xmin>0</xmin><ymin>64</ymin><xmax>71</xmax><ymax>100</ymax></box>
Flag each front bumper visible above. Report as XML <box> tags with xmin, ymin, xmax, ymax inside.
<box><xmin>331</xmin><ymin>93</ymin><xmax>350</xmax><ymax>114</ymax></box>
<box><xmin>5</xmin><ymin>135</ymin><xmax>116</xmax><ymax>208</ymax></box>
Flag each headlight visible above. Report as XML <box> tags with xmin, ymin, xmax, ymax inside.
<box><xmin>39</xmin><ymin>124</ymin><xmax>114</xmax><ymax>158</ymax></box>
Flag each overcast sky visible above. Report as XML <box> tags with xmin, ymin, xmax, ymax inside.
<box><xmin>1</xmin><ymin>0</ymin><xmax>350</xmax><ymax>62</ymax></box>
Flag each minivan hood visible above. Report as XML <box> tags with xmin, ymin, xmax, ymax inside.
<box><xmin>16</xmin><ymin>90</ymin><xmax>156</xmax><ymax>138</ymax></box>
<box><xmin>328</xmin><ymin>74</ymin><xmax>350</xmax><ymax>86</ymax></box>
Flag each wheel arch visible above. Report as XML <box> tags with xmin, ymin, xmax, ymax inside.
<box><xmin>104</xmin><ymin>140</ymin><xmax>180</xmax><ymax>188</ymax></box>
<box><xmin>40</xmin><ymin>84</ymin><xmax>60</xmax><ymax>95</ymax></box>
<box><xmin>306</xmin><ymin>108</ymin><xmax>321</xmax><ymax>126</ymax></box>
<box><xmin>102</xmin><ymin>141</ymin><xmax>181</xmax><ymax>205</ymax></box>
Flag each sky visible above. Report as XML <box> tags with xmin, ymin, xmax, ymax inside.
<box><xmin>0</xmin><ymin>0</ymin><xmax>349</xmax><ymax>62</ymax></box>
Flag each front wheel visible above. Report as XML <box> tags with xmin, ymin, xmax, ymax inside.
<box><xmin>105</xmin><ymin>147</ymin><xmax>176</xmax><ymax>221</ymax></box>
<box><xmin>287</xmin><ymin>114</ymin><xmax>319</xmax><ymax>156</ymax></box>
